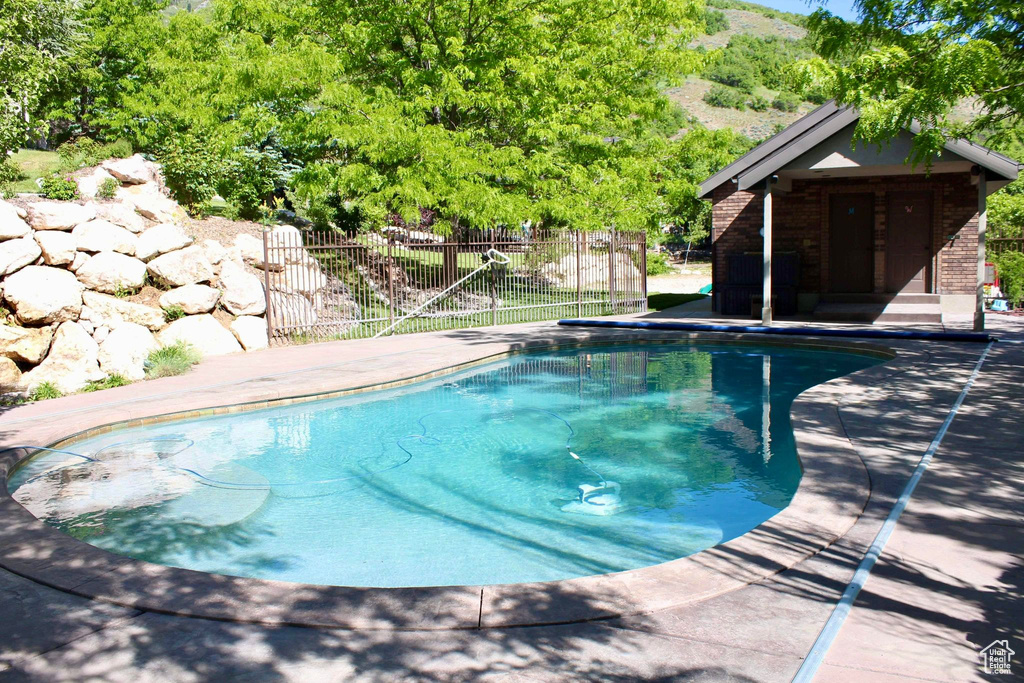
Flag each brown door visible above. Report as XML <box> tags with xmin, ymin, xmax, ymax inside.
<box><xmin>829</xmin><ymin>194</ymin><xmax>874</xmax><ymax>293</ymax></box>
<box><xmin>886</xmin><ymin>192</ymin><xmax>932</xmax><ymax>293</ymax></box>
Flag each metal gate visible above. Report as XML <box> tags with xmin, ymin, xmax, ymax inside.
<box><xmin>261</xmin><ymin>227</ymin><xmax>647</xmax><ymax>344</ymax></box>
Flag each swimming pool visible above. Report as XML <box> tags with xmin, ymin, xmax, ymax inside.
<box><xmin>9</xmin><ymin>343</ymin><xmax>878</xmax><ymax>588</ymax></box>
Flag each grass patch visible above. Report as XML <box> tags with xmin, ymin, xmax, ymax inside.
<box><xmin>29</xmin><ymin>381</ymin><xmax>62</xmax><ymax>401</ymax></box>
<box><xmin>162</xmin><ymin>304</ymin><xmax>186</xmax><ymax>322</ymax></box>
<box><xmin>144</xmin><ymin>342</ymin><xmax>201</xmax><ymax>379</ymax></box>
<box><xmin>9</xmin><ymin>149</ymin><xmax>62</xmax><ymax>193</ymax></box>
<box><xmin>647</xmin><ymin>292</ymin><xmax>708</xmax><ymax>311</ymax></box>
<box><xmin>82</xmin><ymin>374</ymin><xmax>131</xmax><ymax>392</ymax></box>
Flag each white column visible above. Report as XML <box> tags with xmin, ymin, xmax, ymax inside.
<box><xmin>975</xmin><ymin>170</ymin><xmax>987</xmax><ymax>332</ymax></box>
<box><xmin>762</xmin><ymin>179</ymin><xmax>773</xmax><ymax>326</ymax></box>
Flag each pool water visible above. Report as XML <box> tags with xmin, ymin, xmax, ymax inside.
<box><xmin>9</xmin><ymin>344</ymin><xmax>877</xmax><ymax>587</ymax></box>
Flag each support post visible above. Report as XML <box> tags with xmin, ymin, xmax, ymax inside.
<box><xmin>975</xmin><ymin>170</ymin><xmax>987</xmax><ymax>332</ymax></box>
<box><xmin>261</xmin><ymin>229</ymin><xmax>274</xmax><ymax>345</ymax></box>
<box><xmin>762</xmin><ymin>178</ymin><xmax>774</xmax><ymax>326</ymax></box>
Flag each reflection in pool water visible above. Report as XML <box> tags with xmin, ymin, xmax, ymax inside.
<box><xmin>10</xmin><ymin>344</ymin><xmax>877</xmax><ymax>587</ymax></box>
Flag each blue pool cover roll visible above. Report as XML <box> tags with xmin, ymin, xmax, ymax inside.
<box><xmin>557</xmin><ymin>319</ymin><xmax>996</xmax><ymax>343</ymax></box>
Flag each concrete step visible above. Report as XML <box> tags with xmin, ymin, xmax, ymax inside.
<box><xmin>819</xmin><ymin>293</ymin><xmax>940</xmax><ymax>305</ymax></box>
<box><xmin>813</xmin><ymin>302</ymin><xmax>942</xmax><ymax>324</ymax></box>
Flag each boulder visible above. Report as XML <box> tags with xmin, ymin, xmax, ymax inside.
<box><xmin>147</xmin><ymin>246</ymin><xmax>215</xmax><ymax>287</ymax></box>
<box><xmin>71</xmin><ymin>219</ymin><xmax>137</xmax><ymax>255</ymax></box>
<box><xmin>159</xmin><ymin>284</ymin><xmax>220</xmax><ymax>314</ymax></box>
<box><xmin>102</xmin><ymin>154</ymin><xmax>159</xmax><ymax>185</ymax></box>
<box><xmin>234</xmin><ymin>233</ymin><xmax>265</xmax><ymax>263</ymax></box>
<box><xmin>0</xmin><ymin>357</ymin><xmax>21</xmax><ymax>392</ymax></box>
<box><xmin>25</xmin><ymin>202</ymin><xmax>95</xmax><ymax>231</ymax></box>
<box><xmin>3</xmin><ymin>266</ymin><xmax>83</xmax><ymax>324</ymax></box>
<box><xmin>200</xmin><ymin>239</ymin><xmax>226</xmax><ymax>265</ymax></box>
<box><xmin>82</xmin><ymin>291</ymin><xmax>166</xmax><ymax>331</ymax></box>
<box><xmin>70</xmin><ymin>251</ymin><xmax>89</xmax><ymax>272</ymax></box>
<box><xmin>117</xmin><ymin>185</ymin><xmax>185</xmax><ymax>223</ymax></box>
<box><xmin>93</xmin><ymin>201</ymin><xmax>147</xmax><ymax>233</ymax></box>
<box><xmin>76</xmin><ymin>167</ymin><xmax>117</xmax><ymax>198</ymax></box>
<box><xmin>20</xmin><ymin>321</ymin><xmax>104</xmax><ymax>393</ymax></box>
<box><xmin>268</xmin><ymin>290</ymin><xmax>317</xmax><ymax>330</ymax></box>
<box><xmin>157</xmin><ymin>315</ymin><xmax>242</xmax><ymax>357</ymax></box>
<box><xmin>230</xmin><ymin>316</ymin><xmax>268</xmax><ymax>351</ymax></box>
<box><xmin>97</xmin><ymin>322</ymin><xmax>159</xmax><ymax>380</ymax></box>
<box><xmin>0</xmin><ymin>324</ymin><xmax>54</xmax><ymax>364</ymax></box>
<box><xmin>0</xmin><ymin>201</ymin><xmax>31</xmax><ymax>240</ymax></box>
<box><xmin>79</xmin><ymin>318</ymin><xmax>95</xmax><ymax>334</ymax></box>
<box><xmin>135</xmin><ymin>222</ymin><xmax>192</xmax><ymax>261</ymax></box>
<box><xmin>35</xmin><ymin>231</ymin><xmax>77</xmax><ymax>266</ymax></box>
<box><xmin>272</xmin><ymin>263</ymin><xmax>327</xmax><ymax>300</ymax></box>
<box><xmin>0</xmin><ymin>236</ymin><xmax>42</xmax><ymax>276</ymax></box>
<box><xmin>93</xmin><ymin>326</ymin><xmax>109</xmax><ymax>343</ymax></box>
<box><xmin>218</xmin><ymin>260</ymin><xmax>266</xmax><ymax>315</ymax></box>
<box><xmin>75</xmin><ymin>251</ymin><xmax>147</xmax><ymax>294</ymax></box>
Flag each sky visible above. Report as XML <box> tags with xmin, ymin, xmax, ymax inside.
<box><xmin>753</xmin><ymin>0</ymin><xmax>862</xmax><ymax>22</ymax></box>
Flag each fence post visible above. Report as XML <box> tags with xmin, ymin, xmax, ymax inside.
<box><xmin>387</xmin><ymin>235</ymin><xmax>395</xmax><ymax>335</ymax></box>
<box><xmin>261</xmin><ymin>229</ymin><xmax>274</xmax><ymax>345</ymax></box>
<box><xmin>609</xmin><ymin>225</ymin><xmax>617</xmax><ymax>313</ymax></box>
<box><xmin>641</xmin><ymin>233</ymin><xmax>648</xmax><ymax>311</ymax></box>
<box><xmin>576</xmin><ymin>231</ymin><xmax>583</xmax><ymax>318</ymax></box>
<box><xmin>490</xmin><ymin>229</ymin><xmax>498</xmax><ymax>326</ymax></box>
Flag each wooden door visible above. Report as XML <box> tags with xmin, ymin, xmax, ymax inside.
<box><xmin>886</xmin><ymin>192</ymin><xmax>932</xmax><ymax>293</ymax></box>
<box><xmin>829</xmin><ymin>194</ymin><xmax>874</xmax><ymax>293</ymax></box>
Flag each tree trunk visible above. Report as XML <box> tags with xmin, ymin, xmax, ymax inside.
<box><xmin>441</xmin><ymin>244</ymin><xmax>459</xmax><ymax>287</ymax></box>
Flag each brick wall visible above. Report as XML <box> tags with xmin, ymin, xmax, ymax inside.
<box><xmin>710</xmin><ymin>172</ymin><xmax>980</xmax><ymax>300</ymax></box>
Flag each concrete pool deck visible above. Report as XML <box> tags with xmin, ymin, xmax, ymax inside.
<box><xmin>0</xmin><ymin>311</ymin><xmax>1021</xmax><ymax>681</ymax></box>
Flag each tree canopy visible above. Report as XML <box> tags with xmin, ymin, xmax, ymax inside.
<box><xmin>796</xmin><ymin>0</ymin><xmax>1024</xmax><ymax>164</ymax></box>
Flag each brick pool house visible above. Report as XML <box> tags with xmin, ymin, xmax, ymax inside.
<box><xmin>700</xmin><ymin>101</ymin><xmax>1021</xmax><ymax>329</ymax></box>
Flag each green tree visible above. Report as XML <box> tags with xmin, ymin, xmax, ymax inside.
<box><xmin>0</xmin><ymin>0</ymin><xmax>78</xmax><ymax>154</ymax></box>
<box><xmin>42</xmin><ymin>0</ymin><xmax>168</xmax><ymax>141</ymax></box>
<box><xmin>794</xmin><ymin>0</ymin><xmax>1024</xmax><ymax>163</ymax></box>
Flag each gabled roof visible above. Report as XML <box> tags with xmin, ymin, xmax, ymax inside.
<box><xmin>699</xmin><ymin>101</ymin><xmax>1022</xmax><ymax>199</ymax></box>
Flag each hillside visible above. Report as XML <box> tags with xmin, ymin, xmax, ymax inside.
<box><xmin>671</xmin><ymin>3</ymin><xmax>819</xmax><ymax>140</ymax></box>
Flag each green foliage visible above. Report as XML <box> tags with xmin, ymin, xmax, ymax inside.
<box><xmin>97</xmin><ymin>176</ymin><xmax>119</xmax><ymax>198</ymax></box>
<box><xmin>144</xmin><ymin>341</ymin><xmax>201</xmax><ymax>379</ymax></box>
<box><xmin>646</xmin><ymin>251</ymin><xmax>675</xmax><ymax>276</ymax></box>
<box><xmin>29</xmin><ymin>381</ymin><xmax>62</xmax><ymax>401</ymax></box>
<box><xmin>995</xmin><ymin>251</ymin><xmax>1024</xmax><ymax>304</ymax></box>
<box><xmin>704</xmin><ymin>35</ymin><xmax>813</xmax><ymax>94</ymax></box>
<box><xmin>0</xmin><ymin>0</ymin><xmax>78</xmax><ymax>155</ymax></box>
<box><xmin>40</xmin><ymin>173</ymin><xmax>78</xmax><ymax>200</ymax></box>
<box><xmin>703</xmin><ymin>8</ymin><xmax>729</xmax><ymax>35</ymax></box>
<box><xmin>162</xmin><ymin>304</ymin><xmax>186</xmax><ymax>321</ymax></box>
<box><xmin>704</xmin><ymin>54</ymin><xmax>759</xmax><ymax>93</ymax></box>
<box><xmin>704</xmin><ymin>85</ymin><xmax>748</xmax><ymax>110</ymax></box>
<box><xmin>56</xmin><ymin>137</ymin><xmax>133</xmax><ymax>172</ymax></box>
<box><xmin>0</xmin><ymin>157</ymin><xmax>23</xmax><ymax>197</ymax></box>
<box><xmin>158</xmin><ymin>134</ymin><xmax>223</xmax><ymax>208</ymax></box>
<box><xmin>772</xmin><ymin>92</ymin><xmax>801</xmax><ymax>112</ymax></box>
<box><xmin>748</xmin><ymin>95</ymin><xmax>769</xmax><ymax>112</ymax></box>
<box><xmin>798</xmin><ymin>0</ymin><xmax>1024</xmax><ymax>164</ymax></box>
<box><xmin>82</xmin><ymin>374</ymin><xmax>130</xmax><ymax>392</ymax></box>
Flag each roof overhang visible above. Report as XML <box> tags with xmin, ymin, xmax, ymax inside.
<box><xmin>699</xmin><ymin>101</ymin><xmax>1022</xmax><ymax>199</ymax></box>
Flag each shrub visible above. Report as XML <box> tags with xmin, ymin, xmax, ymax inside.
<box><xmin>40</xmin><ymin>174</ymin><xmax>79</xmax><ymax>200</ymax></box>
<box><xmin>704</xmin><ymin>55</ymin><xmax>759</xmax><ymax>93</ymax></box>
<box><xmin>996</xmin><ymin>251</ymin><xmax>1024</xmax><ymax>304</ymax></box>
<box><xmin>748</xmin><ymin>95</ymin><xmax>769</xmax><ymax>112</ymax></box>
<box><xmin>646</xmin><ymin>251</ymin><xmax>675</xmax><ymax>276</ymax></box>
<box><xmin>703</xmin><ymin>84</ymin><xmax>747</xmax><ymax>110</ymax></box>
<box><xmin>97</xmin><ymin>177</ymin><xmax>120</xmax><ymax>199</ymax></box>
<box><xmin>158</xmin><ymin>134</ymin><xmax>224</xmax><ymax>208</ymax></box>
<box><xmin>772</xmin><ymin>92</ymin><xmax>801</xmax><ymax>112</ymax></box>
<box><xmin>82</xmin><ymin>374</ymin><xmax>130</xmax><ymax>392</ymax></box>
<box><xmin>103</xmin><ymin>138</ymin><xmax>133</xmax><ymax>159</ymax></box>
<box><xmin>144</xmin><ymin>342</ymin><xmax>202</xmax><ymax>379</ymax></box>
<box><xmin>703</xmin><ymin>8</ymin><xmax>729</xmax><ymax>34</ymax></box>
<box><xmin>163</xmin><ymin>304</ymin><xmax>186</xmax><ymax>322</ymax></box>
<box><xmin>29</xmin><ymin>382</ymin><xmax>62</xmax><ymax>401</ymax></box>
<box><xmin>0</xmin><ymin>157</ymin><xmax>22</xmax><ymax>198</ymax></box>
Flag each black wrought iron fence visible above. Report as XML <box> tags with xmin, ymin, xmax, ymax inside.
<box><xmin>260</xmin><ymin>228</ymin><xmax>647</xmax><ymax>344</ymax></box>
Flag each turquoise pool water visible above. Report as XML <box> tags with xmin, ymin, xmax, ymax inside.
<box><xmin>9</xmin><ymin>344</ymin><xmax>877</xmax><ymax>587</ymax></box>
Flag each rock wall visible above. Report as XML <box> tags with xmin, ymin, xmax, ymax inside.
<box><xmin>0</xmin><ymin>155</ymin><xmax>282</xmax><ymax>394</ymax></box>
